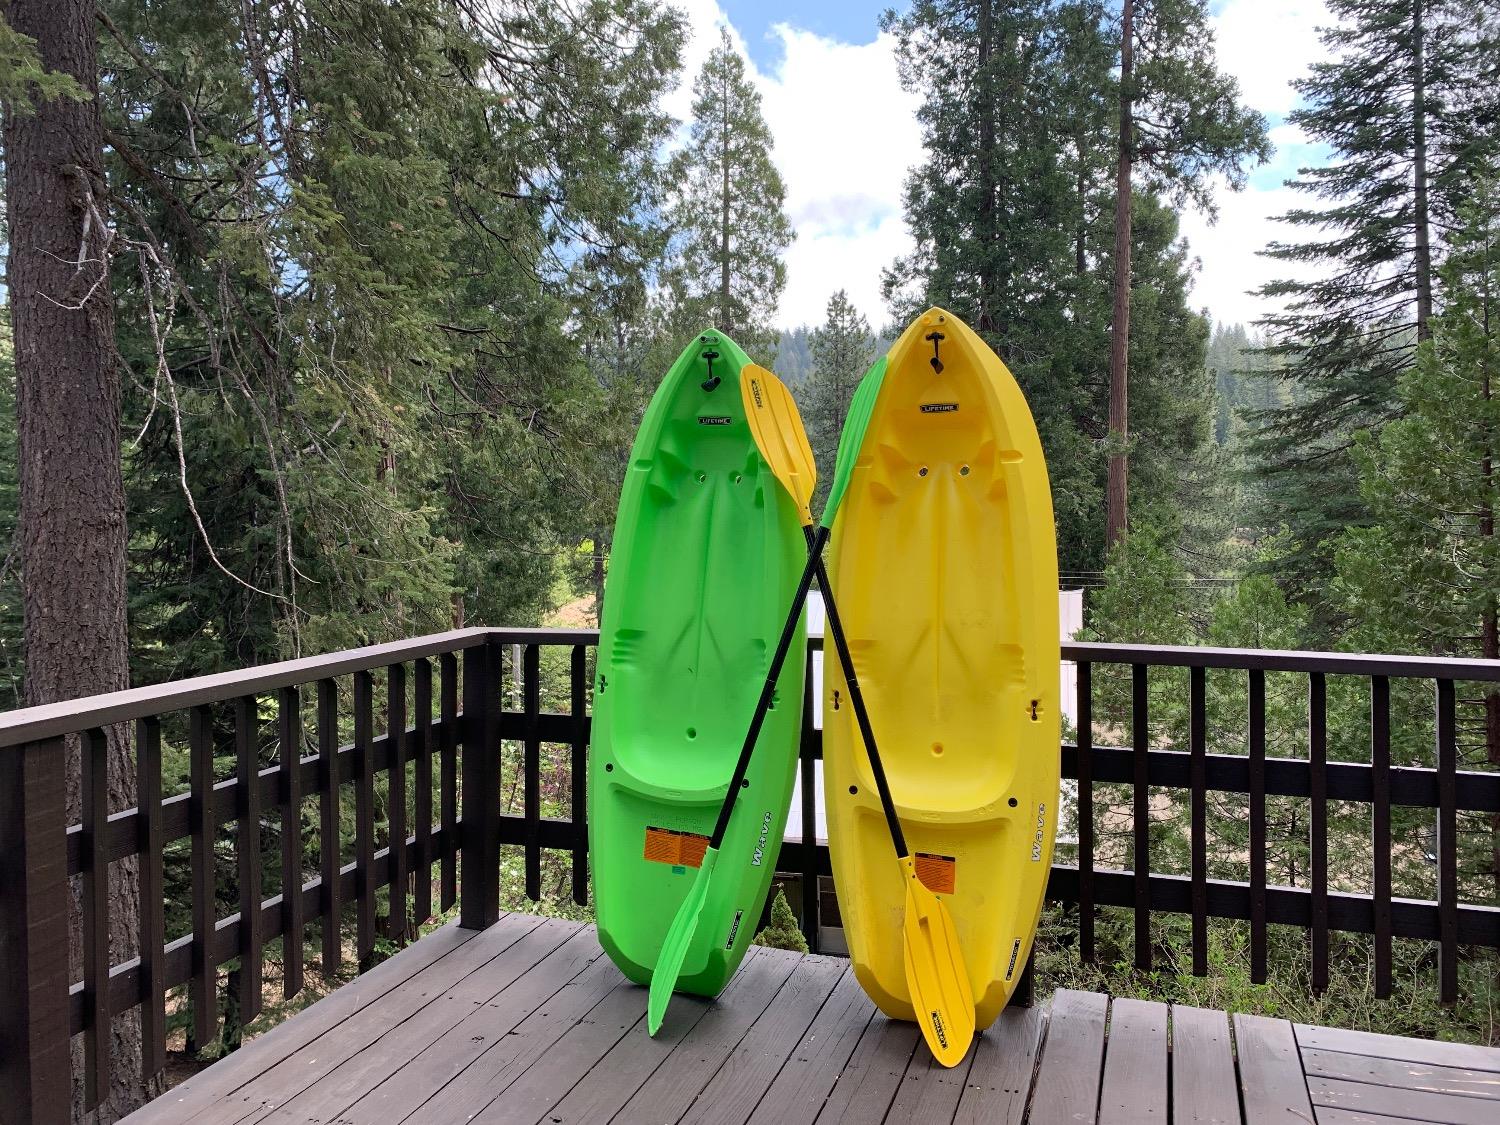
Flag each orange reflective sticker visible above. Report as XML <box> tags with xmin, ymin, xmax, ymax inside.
<box><xmin>914</xmin><ymin>852</ymin><xmax>957</xmax><ymax>895</ymax></box>
<box><xmin>644</xmin><ymin>826</ymin><xmax>710</xmax><ymax>868</ymax></box>
<box><xmin>679</xmin><ymin>832</ymin><xmax>709</xmax><ymax>868</ymax></box>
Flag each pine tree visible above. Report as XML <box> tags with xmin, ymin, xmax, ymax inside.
<box><xmin>881</xmin><ymin>0</ymin><xmax>1239</xmax><ymax>572</ymax></box>
<box><xmin>666</xmin><ymin>29</ymin><xmax>793</xmax><ymax>356</ymax></box>
<box><xmin>1332</xmin><ymin>183</ymin><xmax>1500</xmax><ymax>901</ymax></box>
<box><xmin>753</xmin><ymin>886</ymin><xmax>809</xmax><ymax>953</ymax></box>
<box><xmin>4</xmin><ymin>0</ymin><xmax>148</xmax><ymax>1112</ymax></box>
<box><xmin>97</xmin><ymin>0</ymin><xmax>684</xmax><ymax>674</ymax></box>
<box><xmin>1249</xmin><ymin>0</ymin><xmax>1500</xmax><ymax>601</ymax></box>
<box><xmin>883</xmin><ymin>0</ymin><xmax>1112</xmax><ymax>568</ymax></box>
<box><xmin>804</xmin><ymin>292</ymin><xmax>874</xmax><ymax>511</ymax></box>
<box><xmin>1104</xmin><ymin>0</ymin><xmax>1269</xmax><ymax>547</ymax></box>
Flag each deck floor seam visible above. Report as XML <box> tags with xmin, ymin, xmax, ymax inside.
<box><xmin>734</xmin><ymin>964</ymin><xmax>858</xmax><ymax>1124</ymax></box>
<box><xmin>310</xmin><ymin>922</ymin><xmax>604</xmax><ymax>1123</ymax></box>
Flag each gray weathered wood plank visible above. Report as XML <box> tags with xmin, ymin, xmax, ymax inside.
<box><xmin>612</xmin><ymin>946</ymin><xmax>806</xmax><ymax>1125</ymax></box>
<box><xmin>1308</xmin><ymin>1075</ymin><xmax>1497</xmax><ymax>1125</ymax></box>
<box><xmin>743</xmin><ymin>968</ymin><xmax>874</xmax><ymax>1125</ymax></box>
<box><xmin>813</xmin><ymin>1015</ymin><xmax>921</xmax><ymax>1123</ymax></box>
<box><xmin>374</xmin><ymin>951</ymin><xmax>621</xmax><ymax>1124</ymax></box>
<box><xmin>201</xmin><ymin>915</ymin><xmax>561</xmax><ymax>1125</ymax></box>
<box><xmin>465</xmin><ymin>975</ymin><xmax>651</xmax><ymax>1125</ymax></box>
<box><xmin>882</xmin><ymin>1038</ymin><xmax>977</xmax><ymax>1123</ymax></box>
<box><xmin>533</xmin><ymin>947</ymin><xmax>784</xmax><ymax>1125</ymax></box>
<box><xmin>1098</xmin><ymin>998</ymin><xmax>1168</xmax><ymax>1125</ymax></box>
<box><xmin>678</xmin><ymin>955</ymin><xmax>847</xmax><ymax>1125</ymax></box>
<box><xmin>1028</xmin><ymin>989</ymin><xmax>1109</xmax><ymax>1125</ymax></box>
<box><xmin>952</xmin><ymin>1004</ymin><xmax>1047</xmax><ymax>1125</ymax></box>
<box><xmin>118</xmin><ymin>920</ymin><xmax>490</xmax><ymax>1125</ymax></box>
<box><xmin>1295</xmin><ymin>1023</ymin><xmax>1500</xmax><ymax>1074</ymax></box>
<box><xmin>260</xmin><ymin>920</ymin><xmax>600</xmax><ymax>1123</ymax></box>
<box><xmin>1233</xmin><ymin>1013</ymin><xmax>1315</xmax><ymax>1123</ymax></box>
<box><xmin>1169</xmin><ymin>1005</ymin><xmax>1240</xmax><ymax>1125</ymax></box>
<box><xmin>1301</xmin><ymin>1046</ymin><xmax>1500</xmax><ymax>1101</ymax></box>
<box><xmin>1313</xmin><ymin>1110</ymin><xmax>1467</xmax><ymax>1125</ymax></box>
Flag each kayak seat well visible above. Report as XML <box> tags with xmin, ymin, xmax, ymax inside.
<box><xmin>831</xmin><ymin>340</ymin><xmax>1031</xmax><ymax>817</ymax></box>
<box><xmin>599</xmin><ymin>417</ymin><xmax>787</xmax><ymax>796</ymax></box>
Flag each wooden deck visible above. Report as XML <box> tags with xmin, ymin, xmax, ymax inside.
<box><xmin>122</xmin><ymin>914</ymin><xmax>1500</xmax><ymax>1125</ymax></box>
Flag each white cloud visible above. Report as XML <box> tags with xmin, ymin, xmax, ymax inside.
<box><xmin>663</xmin><ymin>1</ymin><xmax>1333</xmax><ymax>333</ymax></box>
<box><xmin>1177</xmin><ymin>179</ymin><xmax>1322</xmax><ymax>328</ymax></box>
<box><xmin>1180</xmin><ymin>0</ymin><xmax>1335</xmax><ymax>328</ymax></box>
<box><xmin>663</xmin><ymin>2</ymin><xmax>921</xmax><ymax>329</ymax></box>
<box><xmin>1211</xmin><ymin>0</ymin><xmax>1330</xmax><ymax>118</ymax></box>
<box><xmin>757</xmin><ymin>24</ymin><xmax>923</xmax><ymax>328</ymax></box>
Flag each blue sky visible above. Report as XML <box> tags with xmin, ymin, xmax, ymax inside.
<box><xmin>678</xmin><ymin>1</ymin><xmax>1336</xmax><ymax>330</ymax></box>
<box><xmin>719</xmin><ymin>1</ymin><xmax>884</xmax><ymax>67</ymax></box>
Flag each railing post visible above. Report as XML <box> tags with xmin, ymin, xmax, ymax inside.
<box><xmin>461</xmin><ymin>640</ymin><xmax>502</xmax><ymax>930</ymax></box>
<box><xmin>0</xmin><ymin>739</ymin><xmax>72</xmax><ymax>1124</ymax></box>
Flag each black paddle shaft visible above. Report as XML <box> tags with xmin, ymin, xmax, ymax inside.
<box><xmin>708</xmin><ymin>524</ymin><xmax>829</xmax><ymax>848</ymax></box>
<box><xmin>803</xmin><ymin>526</ymin><xmax>910</xmax><ymax>860</ymax></box>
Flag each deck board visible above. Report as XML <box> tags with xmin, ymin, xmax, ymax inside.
<box><xmin>126</xmin><ymin>920</ymin><xmax>483</xmax><ymax>1125</ymax></box>
<box><xmin>336</xmin><ymin>929</ymin><xmax>616</xmax><ymax>1123</ymax></box>
<box><xmin>1169</xmin><ymin>1005</ymin><xmax>1239</xmax><ymax>1125</ymax></box>
<box><xmin>1301</xmin><ymin>1046</ymin><xmax>1500</xmax><ymax>1101</ymax></box>
<box><xmin>1097</xmin><ymin>998</ymin><xmax>1168</xmax><ymax>1125</ymax></box>
<box><xmin>1296</xmin><ymin>1023</ymin><xmax>1500</xmax><ymax>1073</ymax></box>
<box><xmin>1308</xmin><ymin>1075</ymin><xmax>1497</xmax><ymax>1125</ymax></box>
<box><xmin>614</xmin><ymin>947</ymin><xmax>805</xmax><ymax>1125</ymax></box>
<box><xmin>258</xmin><ymin>918</ymin><xmax>596</xmax><ymax>1123</ymax></box>
<box><xmin>227</xmin><ymin>914</ymin><xmax>570</xmax><ymax>1125</ymax></box>
<box><xmin>1028</xmin><ymin>989</ymin><xmax>1108</xmax><ymax>1125</ymax></box>
<box><xmin>813</xmin><ymin>1014</ymin><xmax>921</xmax><ymax>1123</ymax></box>
<box><xmin>1233</xmin><ymin>1013</ymin><xmax>1316</xmax><ymax>1123</ymax></box>
<box><xmin>952</xmin><ymin>1004</ymin><xmax>1047</xmax><ymax>1125</ymax></box>
<box><xmin>119</xmin><ymin>919</ymin><xmax>1500</xmax><ymax>1125</ymax></box>
<box><xmin>743</xmin><ymin>968</ymin><xmax>874</xmax><ymax>1125</ymax></box>
<box><xmin>678</xmin><ymin>955</ymin><xmax>847</xmax><ymax>1125</ymax></box>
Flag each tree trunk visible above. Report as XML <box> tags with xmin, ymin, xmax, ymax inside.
<box><xmin>719</xmin><ymin>64</ymin><xmax>732</xmax><ymax>332</ymax></box>
<box><xmin>1479</xmin><ymin>261</ymin><xmax>1497</xmax><ymax>905</ymax></box>
<box><xmin>3</xmin><ymin>1</ymin><xmax>147</xmax><ymax>1119</ymax></box>
<box><xmin>592</xmin><ymin>528</ymin><xmax>607</xmax><ymax>625</ymax></box>
<box><xmin>1412</xmin><ymin>0</ymin><xmax>1434</xmax><ymax>341</ymax></box>
<box><xmin>1106</xmin><ymin>0</ymin><xmax>1135</xmax><ymax>550</ymax></box>
<box><xmin>976</xmin><ymin>0</ymin><xmax>996</xmax><ymax>334</ymax></box>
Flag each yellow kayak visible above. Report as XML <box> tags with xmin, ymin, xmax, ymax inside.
<box><xmin>822</xmin><ymin>307</ymin><xmax>1060</xmax><ymax>1029</ymax></box>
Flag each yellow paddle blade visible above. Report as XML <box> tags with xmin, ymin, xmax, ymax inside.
<box><xmin>740</xmin><ymin>364</ymin><xmax>816</xmax><ymax>527</ymax></box>
<box><xmin>900</xmin><ymin>855</ymin><xmax>976</xmax><ymax>1068</ymax></box>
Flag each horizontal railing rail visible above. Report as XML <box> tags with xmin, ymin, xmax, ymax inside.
<box><xmin>1</xmin><ymin>627</ymin><xmax>1497</xmax><ymax>1125</ymax></box>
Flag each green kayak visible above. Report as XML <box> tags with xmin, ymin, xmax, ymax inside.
<box><xmin>589</xmin><ymin>330</ymin><xmax>807</xmax><ymax>995</ymax></box>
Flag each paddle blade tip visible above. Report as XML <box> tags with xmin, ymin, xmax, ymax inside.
<box><xmin>901</xmin><ymin>858</ymin><xmax>977</xmax><ymax>1068</ymax></box>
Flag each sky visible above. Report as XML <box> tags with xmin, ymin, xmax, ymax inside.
<box><xmin>669</xmin><ymin>0</ymin><xmax>1335</xmax><ymax>332</ymax></box>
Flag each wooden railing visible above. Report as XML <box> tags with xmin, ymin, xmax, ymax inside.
<box><xmin>0</xmin><ymin>629</ymin><xmax>1496</xmax><ymax>1123</ymax></box>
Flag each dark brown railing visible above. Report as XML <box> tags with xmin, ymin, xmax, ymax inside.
<box><xmin>0</xmin><ymin>628</ymin><xmax>1496</xmax><ymax>1124</ymax></box>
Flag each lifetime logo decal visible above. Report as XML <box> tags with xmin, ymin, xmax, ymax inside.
<box><xmin>929</xmin><ymin>1010</ymin><xmax>949</xmax><ymax>1050</ymax></box>
<box><xmin>920</xmin><ymin>402</ymin><xmax>959</xmax><ymax>413</ymax></box>
<box><xmin>725</xmin><ymin>909</ymin><xmax>745</xmax><ymax>949</ymax></box>
<box><xmin>751</xmin><ymin>378</ymin><xmax>765</xmax><ymax>408</ymax></box>
<box><xmin>1031</xmin><ymin>802</ymin><xmax>1047</xmax><ymax>862</ymax></box>
<box><xmin>698</xmin><ymin>415</ymin><xmax>732</xmax><ymax>426</ymax></box>
<box><xmin>751</xmin><ymin>810</ymin><xmax>773</xmax><ymax>866</ymax></box>
<box><xmin>1005</xmin><ymin>938</ymin><xmax>1023</xmax><ymax>981</ymax></box>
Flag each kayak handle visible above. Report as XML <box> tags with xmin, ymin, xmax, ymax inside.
<box><xmin>701</xmin><ymin>349</ymin><xmax>721</xmax><ymax>391</ymax></box>
<box><xmin>925</xmin><ymin>332</ymin><xmax>945</xmax><ymax>375</ymax></box>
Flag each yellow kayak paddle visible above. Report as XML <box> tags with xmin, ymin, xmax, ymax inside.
<box><xmin>739</xmin><ymin>363</ymin><xmax>976</xmax><ymax>1068</ymax></box>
